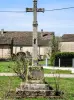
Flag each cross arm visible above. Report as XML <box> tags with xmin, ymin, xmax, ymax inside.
<box><xmin>26</xmin><ymin>8</ymin><xmax>45</xmax><ymax>13</ymax></box>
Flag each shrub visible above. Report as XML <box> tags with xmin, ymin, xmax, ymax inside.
<box><xmin>13</xmin><ymin>52</ymin><xmax>30</xmax><ymax>82</ymax></box>
<box><xmin>50</xmin><ymin>53</ymin><xmax>56</xmax><ymax>66</ymax></box>
<box><xmin>50</xmin><ymin>52</ymin><xmax>74</xmax><ymax>66</ymax></box>
<box><xmin>12</xmin><ymin>53</ymin><xmax>16</xmax><ymax>61</ymax></box>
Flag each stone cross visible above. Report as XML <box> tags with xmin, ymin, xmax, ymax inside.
<box><xmin>26</xmin><ymin>0</ymin><xmax>44</xmax><ymax>66</ymax></box>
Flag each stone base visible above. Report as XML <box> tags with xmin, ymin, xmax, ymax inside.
<box><xmin>16</xmin><ymin>90</ymin><xmax>55</xmax><ymax>98</ymax></box>
<box><xmin>16</xmin><ymin>83</ymin><xmax>55</xmax><ymax>98</ymax></box>
<box><xmin>16</xmin><ymin>83</ymin><xmax>50</xmax><ymax>91</ymax></box>
<box><xmin>15</xmin><ymin>66</ymin><xmax>63</xmax><ymax>98</ymax></box>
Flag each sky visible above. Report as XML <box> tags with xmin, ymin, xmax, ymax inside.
<box><xmin>0</xmin><ymin>0</ymin><xmax>74</xmax><ymax>36</ymax></box>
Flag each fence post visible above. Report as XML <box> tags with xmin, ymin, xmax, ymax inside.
<box><xmin>59</xmin><ymin>58</ymin><xmax>60</xmax><ymax>67</ymax></box>
<box><xmin>45</xmin><ymin>58</ymin><xmax>48</xmax><ymax>66</ymax></box>
<box><xmin>72</xmin><ymin>58</ymin><xmax>74</xmax><ymax>67</ymax></box>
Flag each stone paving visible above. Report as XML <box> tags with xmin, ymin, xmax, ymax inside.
<box><xmin>0</xmin><ymin>73</ymin><xmax>74</xmax><ymax>78</ymax></box>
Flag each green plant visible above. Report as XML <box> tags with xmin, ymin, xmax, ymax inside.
<box><xmin>0</xmin><ymin>77</ymin><xmax>74</xmax><ymax>99</ymax></box>
<box><xmin>13</xmin><ymin>54</ymin><xmax>29</xmax><ymax>82</ymax></box>
<box><xmin>12</xmin><ymin>53</ymin><xmax>16</xmax><ymax>61</ymax></box>
<box><xmin>50</xmin><ymin>53</ymin><xmax>56</xmax><ymax>66</ymax></box>
<box><xmin>50</xmin><ymin>52</ymin><xmax>74</xmax><ymax>66</ymax></box>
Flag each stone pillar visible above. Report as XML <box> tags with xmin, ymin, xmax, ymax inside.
<box><xmin>32</xmin><ymin>0</ymin><xmax>38</xmax><ymax>66</ymax></box>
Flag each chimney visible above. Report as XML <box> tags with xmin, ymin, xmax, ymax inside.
<box><xmin>1</xmin><ymin>29</ymin><xmax>4</xmax><ymax>35</ymax></box>
<box><xmin>41</xmin><ymin>29</ymin><xmax>43</xmax><ymax>34</ymax></box>
<box><xmin>41</xmin><ymin>29</ymin><xmax>43</xmax><ymax>37</ymax></box>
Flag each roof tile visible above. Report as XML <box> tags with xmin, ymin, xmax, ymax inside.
<box><xmin>0</xmin><ymin>31</ymin><xmax>54</xmax><ymax>46</ymax></box>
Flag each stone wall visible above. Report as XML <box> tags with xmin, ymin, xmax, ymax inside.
<box><xmin>13</xmin><ymin>46</ymin><xmax>51</xmax><ymax>56</ymax></box>
<box><xmin>0</xmin><ymin>46</ymin><xmax>51</xmax><ymax>59</ymax></box>
<box><xmin>60</xmin><ymin>42</ymin><xmax>74</xmax><ymax>52</ymax></box>
<box><xmin>0</xmin><ymin>46</ymin><xmax>11</xmax><ymax>59</ymax></box>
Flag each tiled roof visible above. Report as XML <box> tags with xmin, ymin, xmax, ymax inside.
<box><xmin>0</xmin><ymin>37</ymin><xmax>11</xmax><ymax>45</ymax></box>
<box><xmin>62</xmin><ymin>34</ymin><xmax>74</xmax><ymax>42</ymax></box>
<box><xmin>0</xmin><ymin>31</ymin><xmax>54</xmax><ymax>46</ymax></box>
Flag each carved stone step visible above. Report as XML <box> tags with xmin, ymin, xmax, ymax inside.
<box><xmin>16</xmin><ymin>83</ymin><xmax>51</xmax><ymax>91</ymax></box>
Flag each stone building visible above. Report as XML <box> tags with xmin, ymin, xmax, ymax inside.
<box><xmin>0</xmin><ymin>29</ymin><xmax>54</xmax><ymax>59</ymax></box>
<box><xmin>60</xmin><ymin>34</ymin><xmax>74</xmax><ymax>52</ymax></box>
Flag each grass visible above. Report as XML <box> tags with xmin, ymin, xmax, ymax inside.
<box><xmin>44</xmin><ymin>69</ymin><xmax>72</xmax><ymax>74</ymax></box>
<box><xmin>0</xmin><ymin>61</ymin><xmax>72</xmax><ymax>74</ymax></box>
<box><xmin>0</xmin><ymin>77</ymin><xmax>74</xmax><ymax>99</ymax></box>
<box><xmin>0</xmin><ymin>76</ymin><xmax>22</xmax><ymax>99</ymax></box>
<box><xmin>0</xmin><ymin>61</ymin><xmax>15</xmax><ymax>72</ymax></box>
<box><xmin>45</xmin><ymin>78</ymin><xmax>74</xmax><ymax>100</ymax></box>
<box><xmin>39</xmin><ymin>59</ymin><xmax>50</xmax><ymax>66</ymax></box>
<box><xmin>0</xmin><ymin>61</ymin><xmax>73</xmax><ymax>100</ymax></box>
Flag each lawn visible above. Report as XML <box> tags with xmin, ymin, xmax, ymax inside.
<box><xmin>44</xmin><ymin>69</ymin><xmax>72</xmax><ymax>74</ymax></box>
<box><xmin>0</xmin><ymin>76</ymin><xmax>22</xmax><ymax>99</ymax></box>
<box><xmin>0</xmin><ymin>61</ymin><xmax>15</xmax><ymax>72</ymax></box>
<box><xmin>0</xmin><ymin>77</ymin><xmax>74</xmax><ymax>100</ymax></box>
<box><xmin>39</xmin><ymin>59</ymin><xmax>50</xmax><ymax>66</ymax></box>
<box><xmin>0</xmin><ymin>61</ymin><xmax>72</xmax><ymax>74</ymax></box>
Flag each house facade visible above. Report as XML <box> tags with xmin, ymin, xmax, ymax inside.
<box><xmin>60</xmin><ymin>34</ymin><xmax>74</xmax><ymax>52</ymax></box>
<box><xmin>0</xmin><ymin>29</ymin><xmax>54</xmax><ymax>59</ymax></box>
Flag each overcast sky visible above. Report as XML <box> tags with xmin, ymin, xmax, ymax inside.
<box><xmin>0</xmin><ymin>0</ymin><xmax>74</xmax><ymax>36</ymax></box>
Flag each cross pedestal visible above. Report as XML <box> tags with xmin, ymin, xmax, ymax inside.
<box><xmin>16</xmin><ymin>66</ymin><xmax>56</xmax><ymax>98</ymax></box>
<box><xmin>27</xmin><ymin>66</ymin><xmax>44</xmax><ymax>83</ymax></box>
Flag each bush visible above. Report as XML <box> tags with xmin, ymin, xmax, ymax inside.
<box><xmin>50</xmin><ymin>53</ymin><xmax>56</xmax><ymax>66</ymax></box>
<box><xmin>12</xmin><ymin>53</ymin><xmax>16</xmax><ymax>61</ymax></box>
<box><xmin>13</xmin><ymin>53</ymin><xmax>29</xmax><ymax>82</ymax></box>
<box><xmin>50</xmin><ymin>52</ymin><xmax>74</xmax><ymax>66</ymax></box>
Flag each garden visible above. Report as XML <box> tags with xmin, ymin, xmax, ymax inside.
<box><xmin>0</xmin><ymin>77</ymin><xmax>74</xmax><ymax>100</ymax></box>
<box><xmin>0</xmin><ymin>52</ymin><xmax>74</xmax><ymax>99</ymax></box>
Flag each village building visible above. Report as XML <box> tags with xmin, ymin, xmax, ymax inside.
<box><xmin>0</xmin><ymin>29</ymin><xmax>54</xmax><ymax>59</ymax></box>
<box><xmin>60</xmin><ymin>34</ymin><xmax>74</xmax><ymax>52</ymax></box>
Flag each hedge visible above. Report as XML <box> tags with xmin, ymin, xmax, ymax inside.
<box><xmin>50</xmin><ymin>52</ymin><xmax>74</xmax><ymax>66</ymax></box>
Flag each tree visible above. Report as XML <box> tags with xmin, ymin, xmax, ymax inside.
<box><xmin>49</xmin><ymin>36</ymin><xmax>61</xmax><ymax>66</ymax></box>
<box><xmin>50</xmin><ymin>35</ymin><xmax>61</xmax><ymax>55</ymax></box>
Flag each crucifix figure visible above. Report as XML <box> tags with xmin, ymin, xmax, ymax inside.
<box><xmin>26</xmin><ymin>0</ymin><xmax>44</xmax><ymax>66</ymax></box>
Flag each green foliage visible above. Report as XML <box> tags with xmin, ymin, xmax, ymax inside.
<box><xmin>13</xmin><ymin>53</ymin><xmax>30</xmax><ymax>82</ymax></box>
<box><xmin>45</xmin><ymin>78</ymin><xmax>74</xmax><ymax>100</ymax></box>
<box><xmin>0</xmin><ymin>77</ymin><xmax>74</xmax><ymax>100</ymax></box>
<box><xmin>0</xmin><ymin>61</ymin><xmax>15</xmax><ymax>72</ymax></box>
<box><xmin>55</xmin><ymin>52</ymin><xmax>74</xmax><ymax>58</ymax></box>
<box><xmin>50</xmin><ymin>52</ymin><xmax>74</xmax><ymax>66</ymax></box>
<box><xmin>50</xmin><ymin>53</ymin><xmax>55</xmax><ymax>66</ymax></box>
<box><xmin>12</xmin><ymin>53</ymin><xmax>16</xmax><ymax>61</ymax></box>
<box><xmin>44</xmin><ymin>69</ymin><xmax>72</xmax><ymax>74</ymax></box>
<box><xmin>39</xmin><ymin>60</ymin><xmax>50</xmax><ymax>66</ymax></box>
<box><xmin>50</xmin><ymin>36</ymin><xmax>60</xmax><ymax>54</ymax></box>
<box><xmin>0</xmin><ymin>77</ymin><xmax>21</xmax><ymax>99</ymax></box>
